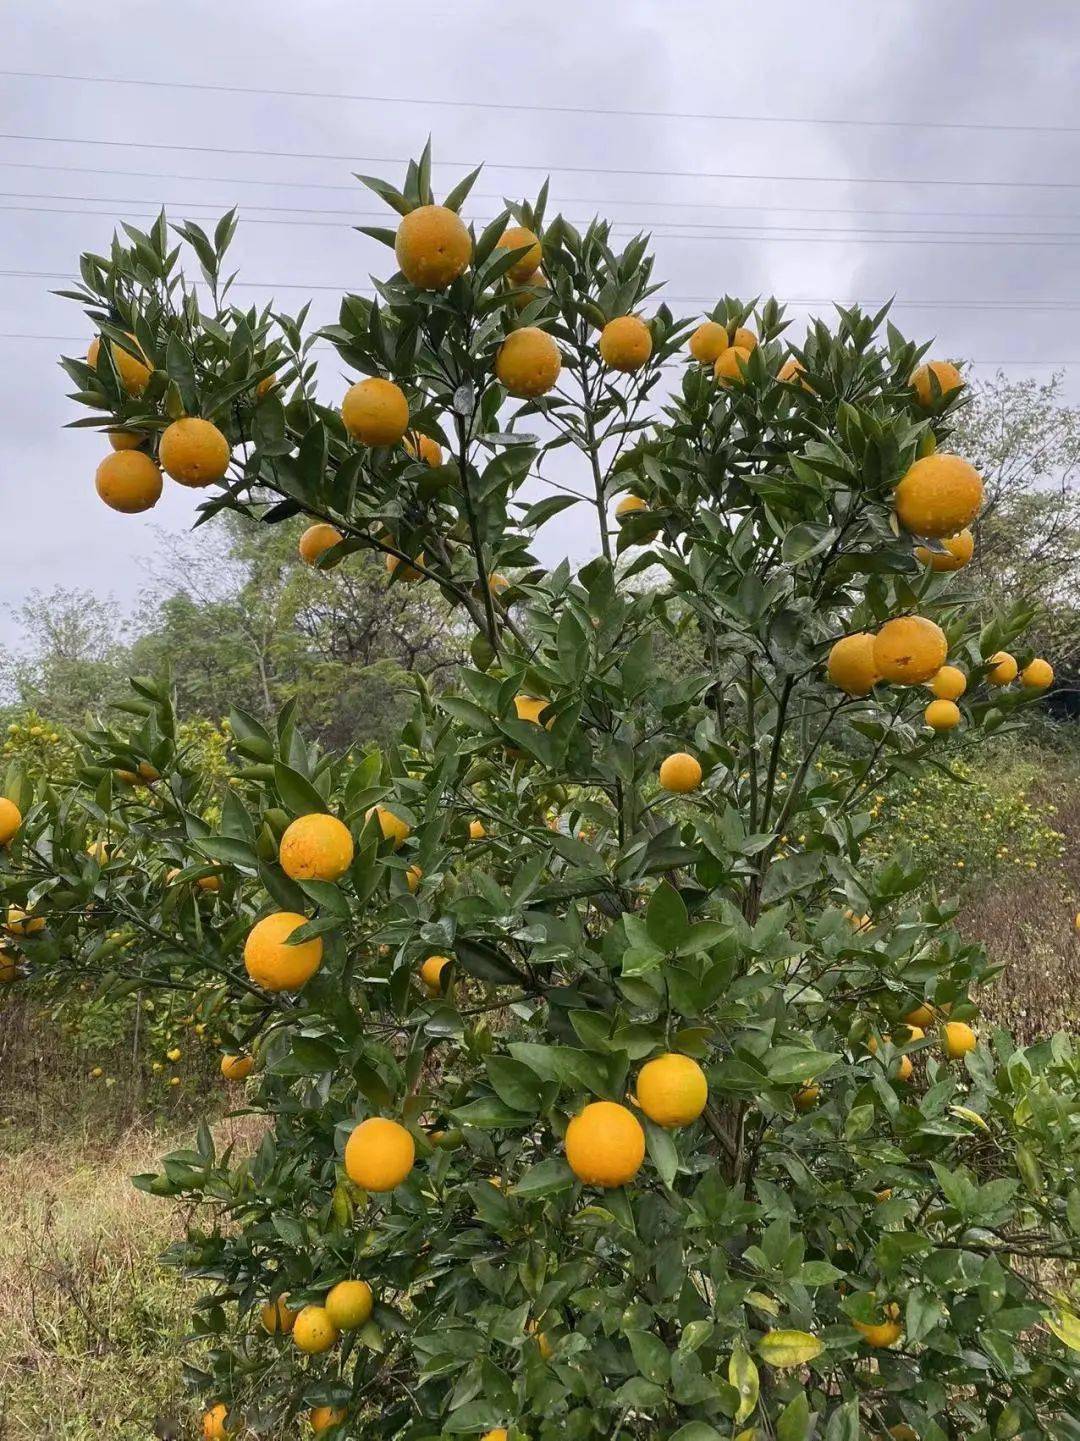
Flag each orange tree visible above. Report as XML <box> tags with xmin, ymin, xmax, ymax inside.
<box><xmin>2</xmin><ymin>146</ymin><xmax>1079</xmax><ymax>1439</ymax></box>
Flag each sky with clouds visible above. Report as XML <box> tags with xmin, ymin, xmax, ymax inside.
<box><xmin>2</xmin><ymin>0</ymin><xmax>1079</xmax><ymax>648</ymax></box>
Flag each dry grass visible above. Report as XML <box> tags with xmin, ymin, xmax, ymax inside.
<box><xmin>960</xmin><ymin>765</ymin><xmax>1080</xmax><ymax>1044</ymax></box>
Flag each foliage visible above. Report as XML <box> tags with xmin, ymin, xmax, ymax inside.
<box><xmin>2</xmin><ymin>147</ymin><xmax>1078</xmax><ymax>1439</ymax></box>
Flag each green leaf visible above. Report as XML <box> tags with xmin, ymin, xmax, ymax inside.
<box><xmin>485</xmin><ymin>1056</ymin><xmax>544</xmax><ymax>1113</ymax></box>
<box><xmin>627</xmin><ymin>1329</ymin><xmax>670</xmax><ymax>1384</ymax></box>
<box><xmin>776</xmin><ymin>1392</ymin><xmax>811</xmax><ymax>1441</ymax></box>
<box><xmin>765</xmin><ymin>1046</ymin><xmax>838</xmax><ymax>1087</ymax></box>
<box><xmin>451</xmin><ymin>1097</ymin><xmax>533</xmax><ymax>1129</ymax></box>
<box><xmin>645</xmin><ymin>881</ymin><xmax>690</xmax><ymax>950</ymax></box>
<box><xmin>512</xmin><ymin>1157</ymin><xmax>574</xmax><ymax>1197</ymax></box>
<box><xmin>729</xmin><ymin>1342</ymin><xmax>759</xmax><ymax>1423</ymax></box>
<box><xmin>273</xmin><ymin>762</ymin><xmax>328</xmax><ymax>817</ymax></box>
<box><xmin>644</xmin><ymin>1120</ymin><xmax>678</xmax><ymax>1188</ymax></box>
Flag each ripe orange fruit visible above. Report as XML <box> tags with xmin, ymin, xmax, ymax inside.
<box><xmin>986</xmin><ymin>651</ymin><xmax>1018</xmax><ymax>685</ymax></box>
<box><xmin>107</xmin><ymin>429</ymin><xmax>144</xmax><ymax>450</ymax></box>
<box><xmin>794</xmin><ymin>1083</ymin><xmax>820</xmax><ymax>1112</ymax></box>
<box><xmin>344</xmin><ymin>1116</ymin><xmax>416</xmax><ymax>1192</ymax></box>
<box><xmin>311</xmin><ymin>1407</ymin><xmax>347</xmax><ymax>1432</ymax></box>
<box><xmin>243</xmin><ymin>911</ymin><xmax>324</xmax><ymax>992</ymax></box>
<box><xmin>0</xmin><ymin>951</ymin><xmax>21</xmax><ymax>983</ymax></box>
<box><xmin>342</xmin><ymin>378</ymin><xmax>410</xmax><ymax>446</ymax></box>
<box><xmin>95</xmin><ymin>451</ymin><xmax>163</xmax><ymax>513</ymax></box>
<box><xmin>872</xmin><ymin>616</ymin><xmax>948</xmax><ymax>685</ymax></box>
<box><xmin>565</xmin><ymin>1100</ymin><xmax>645</xmax><ymax>1188</ymax></box>
<box><xmin>528</xmin><ymin>1320</ymin><xmax>555</xmax><ymax>1360</ymax></box>
<box><xmin>0</xmin><ymin>798</ymin><xmax>21</xmax><ymax>846</ymax></box>
<box><xmin>5</xmin><ymin>906</ymin><xmax>43</xmax><ymax>936</ymax></box>
<box><xmin>925</xmin><ymin>699</ymin><xmax>961</xmax><ymax>732</ymax></box>
<box><xmin>196</xmin><ymin>874</ymin><xmax>221</xmax><ymax>893</ymax></box>
<box><xmin>778</xmin><ymin>356</ymin><xmax>809</xmax><ymax>386</ymax></box>
<box><xmin>481</xmin><ymin>1431</ymin><xmax>508</xmax><ymax>1441</ymax></box>
<box><xmin>468</xmin><ymin>819</ymin><xmax>486</xmax><ymax>841</ymax></box>
<box><xmin>404</xmin><ymin>432</ymin><xmax>443</xmax><ymax>467</ymax></box>
<box><xmin>420</xmin><ymin>955</ymin><xmax>451</xmax><ymax>994</ymax></box>
<box><xmin>298</xmin><ymin>524</ymin><xmax>344</xmax><ymax>566</ymax></box>
<box><xmin>279</xmin><ymin>813</ymin><xmax>354</xmax><ymax>883</ymax></box>
<box><xmin>260</xmin><ymin>1296</ymin><xmax>298</xmax><ymax>1334</ymax></box>
<box><xmin>159</xmin><ymin>418</ymin><xmax>231</xmax><ymax>487</ymax></box>
<box><xmin>714</xmin><ymin>345</ymin><xmax>752</xmax><ymax>386</ymax></box>
<box><xmin>406</xmin><ymin>863</ymin><xmax>423</xmax><ymax>893</ymax></box>
<box><xmin>293</xmin><ymin>1304</ymin><xmax>339</xmax><ymax>1354</ymax></box>
<box><xmin>854</xmin><ymin>1315</ymin><xmax>903</xmax><ymax>1349</ymax></box>
<box><xmin>635</xmin><ymin>1053</ymin><xmax>708</xmax><ymax>1127</ymax></box>
<box><xmin>615</xmin><ymin>495</ymin><xmax>649</xmax><ymax>520</ymax></box>
<box><xmin>659</xmin><ymin>752</ymin><xmax>702</xmax><ymax>792</ymax></box>
<box><xmin>514</xmin><ymin>695</ymin><xmax>552</xmax><ymax>726</ymax></box>
<box><xmin>88</xmin><ymin>333</ymin><xmax>151</xmax><ymax>395</ymax></box>
<box><xmin>385</xmin><ymin>551</ymin><xmax>426</xmax><ymax>582</ymax></box>
<box><xmin>943</xmin><ymin>1021</ymin><xmax>977</xmax><ymax>1058</ymax></box>
<box><xmin>1021</xmin><ymin>657</ymin><xmax>1054</xmax><ymax>690</ymax></box>
<box><xmin>325</xmin><ymin>1279</ymin><xmax>373</xmax><ymax>1331</ymax></box>
<box><xmin>914</xmin><ymin>528</ymin><xmax>974</xmax><ymax>571</ymax></box>
<box><xmin>895</xmin><ymin>1054</ymin><xmax>914</xmax><ymax>1083</ymax></box>
<box><xmin>894</xmin><ymin>454</ymin><xmax>983</xmax><ymax>538</ymax></box>
<box><xmin>220</xmin><ymin>1054</ymin><xmax>254</xmax><ymax>1082</ymax></box>
<box><xmin>827</xmin><ymin>633</ymin><xmax>879</xmax><ymax>696</ymax></box>
<box><xmin>203</xmin><ymin>1404</ymin><xmax>231</xmax><ymax>1440</ymax></box>
<box><xmin>366</xmin><ymin>805</ymin><xmax>411</xmax><ymax>849</ymax></box>
<box><xmin>496</xmin><ymin>225</ymin><xmax>543</xmax><ymax>284</ymax></box>
<box><xmin>904</xmin><ymin>1003</ymin><xmax>934</xmax><ymax>1029</ymax></box>
<box><xmin>732</xmin><ymin>326</ymin><xmax>757</xmax><ymax>351</ymax></box>
<box><xmin>256</xmin><ymin>372</ymin><xmax>278</xmax><ymax>398</ymax></box>
<box><xmin>689</xmin><ymin>321</ymin><xmax>727</xmax><ymax>365</ymax></box>
<box><xmin>395</xmin><ymin>204</ymin><xmax>472</xmax><ymax>289</ymax></box>
<box><xmin>496</xmin><ymin>327</ymin><xmax>562</xmax><ymax>398</ymax></box>
<box><xmin>929</xmin><ymin>665</ymin><xmax>967</xmax><ymax>701</ymax></box>
<box><xmin>910</xmin><ymin>359</ymin><xmax>963</xmax><ymax>407</ymax></box>
<box><xmin>599</xmin><ymin>315</ymin><xmax>653</xmax><ymax>372</ymax></box>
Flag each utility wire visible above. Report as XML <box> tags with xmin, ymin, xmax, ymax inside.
<box><xmin>3</xmin><ymin>131</ymin><xmax>1080</xmax><ymax>190</ymax></box>
<box><xmin>3</xmin><ymin>68</ymin><xmax>1079</xmax><ymax>138</ymax></box>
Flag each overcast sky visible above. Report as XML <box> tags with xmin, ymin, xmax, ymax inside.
<box><xmin>3</xmin><ymin>0</ymin><xmax>1079</xmax><ymax>650</ymax></box>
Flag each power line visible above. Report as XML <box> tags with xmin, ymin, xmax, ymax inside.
<box><xmin>4</xmin><ymin>131</ymin><xmax>1080</xmax><ymax>190</ymax></box>
<box><xmin>10</xmin><ymin>201</ymin><xmax>1080</xmax><ymax>249</ymax></box>
<box><xmin>4</xmin><ymin>68</ymin><xmax>1079</xmax><ymax>139</ymax></box>
<box><xmin>7</xmin><ymin>190</ymin><xmax>1080</xmax><ymax>245</ymax></box>
<box><xmin>7</xmin><ymin>159</ymin><xmax>1080</xmax><ymax>226</ymax></box>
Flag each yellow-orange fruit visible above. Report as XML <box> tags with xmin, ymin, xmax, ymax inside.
<box><xmin>481</xmin><ymin>1432</ymin><xmax>509</xmax><ymax>1441</ymax></box>
<box><xmin>615</xmin><ymin>495</ymin><xmax>649</xmax><ymax>520</ymax></box>
<box><xmin>261</xmin><ymin>1296</ymin><xmax>298</xmax><ymax>1334</ymax></box>
<box><xmin>344</xmin><ymin>1116</ymin><xmax>416</xmax><ymax>1192</ymax></box>
<box><xmin>732</xmin><ymin>326</ymin><xmax>758</xmax><ymax>351</ymax></box>
<box><xmin>827</xmin><ymin>633</ymin><xmax>879</xmax><ymax>696</ymax></box>
<box><xmin>895</xmin><ymin>1054</ymin><xmax>914</xmax><ymax>1083</ymax></box>
<box><xmin>854</xmin><ymin>1317</ymin><xmax>903</xmax><ymax>1349</ymax></box>
<box><xmin>256</xmin><ymin>372</ymin><xmax>278</xmax><ymax>398</ymax></box>
<box><xmin>1021</xmin><ymin>658</ymin><xmax>1054</xmax><ymax>690</ymax></box>
<box><xmin>95</xmin><ymin>451</ymin><xmax>163</xmax><ymax>513</ymax></box>
<box><xmin>943</xmin><ymin>1020</ymin><xmax>977</xmax><ymax>1058</ymax></box>
<box><xmin>778</xmin><ymin>356</ymin><xmax>809</xmax><ymax>386</ymax></box>
<box><xmin>395</xmin><ymin>204</ymin><xmax>472</xmax><ymax>289</ymax></box>
<box><xmin>385</xmin><ymin>551</ymin><xmax>425</xmax><ymax>582</ymax></box>
<box><xmin>243</xmin><ymin>911</ymin><xmax>324</xmax><ymax>992</ymax></box>
<box><xmin>88</xmin><ymin>333</ymin><xmax>151</xmax><ymax>395</ymax></box>
<box><xmin>220</xmin><ymin>1054</ymin><xmax>254</xmax><ymax>1082</ymax></box>
<box><xmin>420</xmin><ymin>955</ymin><xmax>451</xmax><ymax>994</ymax></box>
<box><xmin>872</xmin><ymin>616</ymin><xmax>948</xmax><ymax>685</ymax></box>
<box><xmin>108</xmin><ymin>429</ymin><xmax>144</xmax><ymax>451</ymax></box>
<box><xmin>404</xmin><ymin>432</ymin><xmax>443</xmax><ymax>467</ymax></box>
<box><xmin>496</xmin><ymin>225</ymin><xmax>543</xmax><ymax>284</ymax></box>
<box><xmin>203</xmin><ymin>1404</ymin><xmax>231</xmax><ymax>1440</ymax></box>
<box><xmin>659</xmin><ymin>752</ymin><xmax>703</xmax><ymax>793</ymax></box>
<box><xmin>468</xmin><ymin>819</ymin><xmax>486</xmax><ymax>840</ymax></box>
<box><xmin>565</xmin><ymin>1100</ymin><xmax>645</xmax><ymax>1188</ymax></box>
<box><xmin>894</xmin><ymin>454</ymin><xmax>983</xmax><ymax>538</ymax></box>
<box><xmin>496</xmin><ymin>327</ymin><xmax>562</xmax><ymax>398</ymax></box>
<box><xmin>0</xmin><ymin>951</ymin><xmax>20</xmax><ymax>984</ymax></box>
<box><xmin>366</xmin><ymin>805</ymin><xmax>410</xmax><ymax>849</ymax></box>
<box><xmin>293</xmin><ymin>1305</ymin><xmax>338</xmax><ymax>1354</ymax></box>
<box><xmin>311</xmin><ymin>1407</ymin><xmax>347</xmax><ymax>1433</ymax></box>
<box><xmin>599</xmin><ymin>315</ymin><xmax>653</xmax><ymax>372</ymax></box>
<box><xmin>925</xmin><ymin>699</ymin><xmax>961</xmax><ymax>732</ymax></box>
<box><xmin>279</xmin><ymin>813</ymin><xmax>354</xmax><ymax>883</ymax></box>
<box><xmin>299</xmin><ymin>523</ymin><xmax>344</xmax><ymax>566</ymax></box>
<box><xmin>635</xmin><ymin>1053</ymin><xmax>707</xmax><ymax>1127</ymax></box>
<box><xmin>197</xmin><ymin>874</ymin><xmax>221</xmax><ymax>893</ymax></box>
<box><xmin>159</xmin><ymin>418</ymin><xmax>231</xmax><ymax>487</ymax></box>
<box><xmin>514</xmin><ymin>694</ymin><xmax>551</xmax><ymax>726</ymax></box>
<box><xmin>794</xmin><ymin>1083</ymin><xmax>820</xmax><ymax>1112</ymax></box>
<box><xmin>910</xmin><ymin>359</ymin><xmax>963</xmax><ymax>407</ymax></box>
<box><xmin>325</xmin><ymin>1279</ymin><xmax>373</xmax><ymax>1331</ymax></box>
<box><xmin>915</xmin><ymin>528</ymin><xmax>974</xmax><ymax>571</ymax></box>
<box><xmin>714</xmin><ymin>345</ymin><xmax>752</xmax><ymax>386</ymax></box>
<box><xmin>689</xmin><ymin>320</ymin><xmax>728</xmax><ymax>365</ymax></box>
<box><xmin>5</xmin><ymin>907</ymin><xmax>44</xmax><ymax>936</ymax></box>
<box><xmin>904</xmin><ymin>1003</ymin><xmax>935</xmax><ymax>1029</ymax></box>
<box><xmin>406</xmin><ymin>864</ymin><xmax>423</xmax><ymax>894</ymax></box>
<box><xmin>986</xmin><ymin>651</ymin><xmax>1018</xmax><ymax>685</ymax></box>
<box><xmin>0</xmin><ymin>798</ymin><xmax>20</xmax><ymax>846</ymax></box>
<box><xmin>929</xmin><ymin>665</ymin><xmax>967</xmax><ymax>701</ymax></box>
<box><xmin>342</xmin><ymin>378</ymin><xmax>409</xmax><ymax>446</ymax></box>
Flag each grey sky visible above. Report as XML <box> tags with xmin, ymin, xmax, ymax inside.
<box><xmin>3</xmin><ymin>0</ymin><xmax>1079</xmax><ymax>649</ymax></box>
